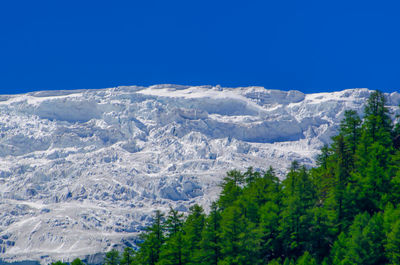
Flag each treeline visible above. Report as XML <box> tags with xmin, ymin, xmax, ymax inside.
<box><xmin>54</xmin><ymin>90</ymin><xmax>400</xmax><ymax>265</ymax></box>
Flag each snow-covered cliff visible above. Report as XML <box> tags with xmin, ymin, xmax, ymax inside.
<box><xmin>0</xmin><ymin>85</ymin><xmax>399</xmax><ymax>263</ymax></box>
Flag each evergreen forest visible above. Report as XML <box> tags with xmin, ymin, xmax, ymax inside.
<box><xmin>54</xmin><ymin>90</ymin><xmax>400</xmax><ymax>264</ymax></box>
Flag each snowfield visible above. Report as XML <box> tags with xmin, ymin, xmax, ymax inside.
<box><xmin>0</xmin><ymin>85</ymin><xmax>398</xmax><ymax>263</ymax></box>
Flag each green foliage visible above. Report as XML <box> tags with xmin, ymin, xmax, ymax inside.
<box><xmin>296</xmin><ymin>252</ymin><xmax>317</xmax><ymax>265</ymax></box>
<box><xmin>218</xmin><ymin>170</ymin><xmax>244</xmax><ymax>210</ymax></box>
<box><xmin>117</xmin><ymin>90</ymin><xmax>400</xmax><ymax>265</ymax></box>
<box><xmin>340</xmin><ymin>110</ymin><xmax>362</xmax><ymax>157</ymax></box>
<box><xmin>316</xmin><ymin>144</ymin><xmax>331</xmax><ymax>170</ymax></box>
<box><xmin>157</xmin><ymin>208</ymin><xmax>185</xmax><ymax>265</ymax></box>
<box><xmin>196</xmin><ymin>202</ymin><xmax>221</xmax><ymax>265</ymax></box>
<box><xmin>331</xmin><ymin>212</ymin><xmax>387</xmax><ymax>265</ymax></box>
<box><xmin>134</xmin><ymin>210</ymin><xmax>165</xmax><ymax>265</ymax></box>
<box><xmin>363</xmin><ymin>90</ymin><xmax>393</xmax><ymax>140</ymax></box>
<box><xmin>268</xmin><ymin>259</ymin><xmax>282</xmax><ymax>265</ymax></box>
<box><xmin>104</xmin><ymin>249</ymin><xmax>120</xmax><ymax>265</ymax></box>
<box><xmin>283</xmin><ymin>258</ymin><xmax>295</xmax><ymax>265</ymax></box>
<box><xmin>279</xmin><ymin>165</ymin><xmax>316</xmax><ymax>257</ymax></box>
<box><xmin>386</xmin><ymin>219</ymin><xmax>400</xmax><ymax>265</ymax></box>
<box><xmin>71</xmin><ymin>258</ymin><xmax>85</xmax><ymax>265</ymax></box>
<box><xmin>259</xmin><ymin>200</ymin><xmax>281</xmax><ymax>261</ymax></box>
<box><xmin>182</xmin><ymin>204</ymin><xmax>205</xmax><ymax>264</ymax></box>
<box><xmin>51</xmin><ymin>262</ymin><xmax>67</xmax><ymax>265</ymax></box>
<box><xmin>219</xmin><ymin>204</ymin><xmax>262</xmax><ymax>265</ymax></box>
<box><xmin>157</xmin><ymin>231</ymin><xmax>184</xmax><ymax>265</ymax></box>
<box><xmin>120</xmin><ymin>247</ymin><xmax>134</xmax><ymax>265</ymax></box>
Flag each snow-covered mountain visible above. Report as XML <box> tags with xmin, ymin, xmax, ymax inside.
<box><xmin>0</xmin><ymin>85</ymin><xmax>399</xmax><ymax>263</ymax></box>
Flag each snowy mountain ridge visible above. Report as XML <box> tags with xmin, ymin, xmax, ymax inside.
<box><xmin>0</xmin><ymin>85</ymin><xmax>399</xmax><ymax>264</ymax></box>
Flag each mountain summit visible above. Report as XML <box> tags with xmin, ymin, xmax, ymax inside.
<box><xmin>0</xmin><ymin>85</ymin><xmax>399</xmax><ymax>263</ymax></box>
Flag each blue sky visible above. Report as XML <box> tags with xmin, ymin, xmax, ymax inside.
<box><xmin>1</xmin><ymin>0</ymin><xmax>399</xmax><ymax>94</ymax></box>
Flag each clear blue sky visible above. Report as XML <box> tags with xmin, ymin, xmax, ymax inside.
<box><xmin>1</xmin><ymin>0</ymin><xmax>399</xmax><ymax>94</ymax></box>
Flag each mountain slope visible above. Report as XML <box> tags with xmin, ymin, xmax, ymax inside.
<box><xmin>0</xmin><ymin>85</ymin><xmax>398</xmax><ymax>263</ymax></box>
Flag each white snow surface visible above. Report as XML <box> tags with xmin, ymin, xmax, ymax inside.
<box><xmin>0</xmin><ymin>85</ymin><xmax>399</xmax><ymax>263</ymax></box>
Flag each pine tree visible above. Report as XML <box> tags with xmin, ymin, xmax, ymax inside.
<box><xmin>331</xmin><ymin>212</ymin><xmax>387</xmax><ymax>265</ymax></box>
<box><xmin>357</xmin><ymin>90</ymin><xmax>393</xmax><ymax>169</ymax></box>
<box><xmin>164</xmin><ymin>207</ymin><xmax>183</xmax><ymax>236</ymax></box>
<box><xmin>283</xmin><ymin>258</ymin><xmax>295</xmax><ymax>265</ymax></box>
<box><xmin>279</xmin><ymin>165</ymin><xmax>316</xmax><ymax>259</ymax></box>
<box><xmin>218</xmin><ymin>170</ymin><xmax>244</xmax><ymax>210</ymax></box>
<box><xmin>363</xmin><ymin>90</ymin><xmax>393</xmax><ymax>142</ymax></box>
<box><xmin>254</xmin><ymin>167</ymin><xmax>282</xmax><ymax>262</ymax></box>
<box><xmin>243</xmin><ymin>166</ymin><xmax>261</xmax><ymax>185</ymax></box>
<box><xmin>182</xmin><ymin>204</ymin><xmax>205</xmax><ymax>264</ymax></box>
<box><xmin>386</xmin><ymin>219</ymin><xmax>400</xmax><ymax>265</ymax></box>
<box><xmin>243</xmin><ymin>167</ymin><xmax>280</xmax><ymax>220</ymax></box>
<box><xmin>157</xmin><ymin>231</ymin><xmax>185</xmax><ymax>265</ymax></box>
<box><xmin>330</xmin><ymin>232</ymin><xmax>348</xmax><ymax>265</ymax></box>
<box><xmin>196</xmin><ymin>202</ymin><xmax>221</xmax><ymax>265</ymax></box>
<box><xmin>120</xmin><ymin>247</ymin><xmax>134</xmax><ymax>265</ymax></box>
<box><xmin>157</xmin><ymin>208</ymin><xmax>185</xmax><ymax>265</ymax></box>
<box><xmin>267</xmin><ymin>259</ymin><xmax>282</xmax><ymax>265</ymax></box>
<box><xmin>312</xmin><ymin>149</ymin><xmax>335</xmax><ymax>202</ymax></box>
<box><xmin>259</xmin><ymin>200</ymin><xmax>281</xmax><ymax>262</ymax></box>
<box><xmin>219</xmin><ymin>205</ymin><xmax>244</xmax><ymax>265</ymax></box>
<box><xmin>51</xmin><ymin>262</ymin><xmax>67</xmax><ymax>265</ymax></box>
<box><xmin>295</xmin><ymin>252</ymin><xmax>317</xmax><ymax>265</ymax></box>
<box><xmin>307</xmin><ymin>206</ymin><xmax>332</xmax><ymax>262</ymax></box>
<box><xmin>316</xmin><ymin>144</ymin><xmax>331</xmax><ymax>170</ymax></box>
<box><xmin>353</xmin><ymin>90</ymin><xmax>395</xmax><ymax>213</ymax></box>
<box><xmin>134</xmin><ymin>210</ymin><xmax>165</xmax><ymax>265</ymax></box>
<box><xmin>71</xmin><ymin>258</ymin><xmax>85</xmax><ymax>265</ymax></box>
<box><xmin>354</xmin><ymin>140</ymin><xmax>393</xmax><ymax>213</ymax></box>
<box><xmin>389</xmin><ymin>165</ymin><xmax>400</xmax><ymax>207</ymax></box>
<box><xmin>104</xmin><ymin>249</ymin><xmax>120</xmax><ymax>265</ymax></box>
<box><xmin>219</xmin><ymin>205</ymin><xmax>261</xmax><ymax>265</ymax></box>
<box><xmin>326</xmin><ymin>134</ymin><xmax>353</xmax><ymax>232</ymax></box>
<box><xmin>340</xmin><ymin>110</ymin><xmax>362</xmax><ymax>158</ymax></box>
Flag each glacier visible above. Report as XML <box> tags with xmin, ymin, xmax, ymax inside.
<box><xmin>0</xmin><ymin>85</ymin><xmax>399</xmax><ymax>264</ymax></box>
